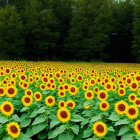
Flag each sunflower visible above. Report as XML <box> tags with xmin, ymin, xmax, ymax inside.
<box><xmin>34</xmin><ymin>92</ymin><xmax>42</xmax><ymax>101</ymax></box>
<box><xmin>57</xmin><ymin>108</ymin><xmax>71</xmax><ymax>123</ymax></box>
<box><xmin>130</xmin><ymin>82</ymin><xmax>138</xmax><ymax>91</ymax></box>
<box><xmin>25</xmin><ymin>89</ymin><xmax>33</xmax><ymax>96</ymax></box>
<box><xmin>134</xmin><ymin>98</ymin><xmax>140</xmax><ymax>107</ymax></box>
<box><xmin>98</xmin><ymin>90</ymin><xmax>108</xmax><ymax>101</ymax></box>
<box><xmin>51</xmin><ymin>84</ymin><xmax>56</xmax><ymax>90</ymax></box>
<box><xmin>10</xmin><ymin>73</ymin><xmax>17</xmax><ymax>79</ymax></box>
<box><xmin>58</xmin><ymin>100</ymin><xmax>66</xmax><ymax>108</ymax></box>
<box><xmin>69</xmin><ymin>85</ymin><xmax>78</xmax><ymax>95</ymax></box>
<box><xmin>6</xmin><ymin>86</ymin><xmax>17</xmax><ymax>97</ymax></box>
<box><xmin>93</xmin><ymin>121</ymin><xmax>107</xmax><ymax>137</ymax></box>
<box><xmin>118</xmin><ymin>88</ymin><xmax>125</xmax><ymax>96</ymax></box>
<box><xmin>105</xmin><ymin>83</ymin><xmax>112</xmax><ymax>91</ymax></box>
<box><xmin>58</xmin><ymin>85</ymin><xmax>64</xmax><ymax>90</ymax></box>
<box><xmin>85</xmin><ymin>90</ymin><xmax>94</xmax><ymax>100</ymax></box>
<box><xmin>77</xmin><ymin>75</ymin><xmax>83</xmax><ymax>82</ymax></box>
<box><xmin>66</xmin><ymin>100</ymin><xmax>75</xmax><ymax>109</ymax></box>
<box><xmin>99</xmin><ymin>101</ymin><xmax>109</xmax><ymax>111</ymax></box>
<box><xmin>22</xmin><ymin>82</ymin><xmax>29</xmax><ymax>89</ymax></box>
<box><xmin>135</xmin><ymin>75</ymin><xmax>140</xmax><ymax>82</ymax></box>
<box><xmin>58</xmin><ymin>90</ymin><xmax>66</xmax><ymax>97</ymax></box>
<box><xmin>94</xmin><ymin>87</ymin><xmax>99</xmax><ymax>94</ymax></box>
<box><xmin>128</xmin><ymin>93</ymin><xmax>137</xmax><ymax>103</ymax></box>
<box><xmin>0</xmin><ymin>87</ymin><xmax>6</xmax><ymax>97</ymax></box>
<box><xmin>64</xmin><ymin>83</ymin><xmax>69</xmax><ymax>91</ymax></box>
<box><xmin>126</xmin><ymin>105</ymin><xmax>139</xmax><ymax>119</ymax></box>
<box><xmin>83</xmin><ymin>85</ymin><xmax>89</xmax><ymax>91</ymax></box>
<box><xmin>134</xmin><ymin>120</ymin><xmax>140</xmax><ymax>135</ymax></box>
<box><xmin>6</xmin><ymin>122</ymin><xmax>20</xmax><ymax>138</ymax></box>
<box><xmin>45</xmin><ymin>96</ymin><xmax>55</xmax><ymax>106</ymax></box>
<box><xmin>40</xmin><ymin>84</ymin><xmax>46</xmax><ymax>90</ymax></box>
<box><xmin>1</xmin><ymin>101</ymin><xmax>14</xmax><ymax>116</ymax></box>
<box><xmin>126</xmin><ymin>78</ymin><xmax>132</xmax><ymax>85</ymax></box>
<box><xmin>19</xmin><ymin>74</ymin><xmax>27</xmax><ymax>81</ymax></box>
<box><xmin>115</xmin><ymin>100</ymin><xmax>128</xmax><ymax>115</ymax></box>
<box><xmin>22</xmin><ymin>95</ymin><xmax>33</xmax><ymax>106</ymax></box>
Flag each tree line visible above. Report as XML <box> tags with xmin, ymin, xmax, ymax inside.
<box><xmin>0</xmin><ymin>0</ymin><xmax>139</xmax><ymax>62</ymax></box>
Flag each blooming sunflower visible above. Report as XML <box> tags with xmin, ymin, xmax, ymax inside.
<box><xmin>85</xmin><ymin>90</ymin><xmax>94</xmax><ymax>100</ymax></box>
<box><xmin>93</xmin><ymin>121</ymin><xmax>107</xmax><ymax>137</ymax></box>
<box><xmin>34</xmin><ymin>92</ymin><xmax>42</xmax><ymax>101</ymax></box>
<box><xmin>99</xmin><ymin>101</ymin><xmax>109</xmax><ymax>111</ymax></box>
<box><xmin>6</xmin><ymin>86</ymin><xmax>17</xmax><ymax>97</ymax></box>
<box><xmin>134</xmin><ymin>120</ymin><xmax>140</xmax><ymax>135</ymax></box>
<box><xmin>98</xmin><ymin>90</ymin><xmax>108</xmax><ymax>101</ymax></box>
<box><xmin>128</xmin><ymin>93</ymin><xmax>137</xmax><ymax>103</ymax></box>
<box><xmin>58</xmin><ymin>90</ymin><xmax>66</xmax><ymax>97</ymax></box>
<box><xmin>66</xmin><ymin>100</ymin><xmax>75</xmax><ymax>109</ymax></box>
<box><xmin>25</xmin><ymin>89</ymin><xmax>33</xmax><ymax>96</ymax></box>
<box><xmin>115</xmin><ymin>100</ymin><xmax>128</xmax><ymax>115</ymax></box>
<box><xmin>69</xmin><ymin>85</ymin><xmax>78</xmax><ymax>95</ymax></box>
<box><xmin>1</xmin><ymin>101</ymin><xmax>14</xmax><ymax>116</ymax></box>
<box><xmin>130</xmin><ymin>82</ymin><xmax>138</xmax><ymax>91</ymax></box>
<box><xmin>0</xmin><ymin>87</ymin><xmax>6</xmax><ymax>97</ymax></box>
<box><xmin>45</xmin><ymin>96</ymin><xmax>55</xmax><ymax>106</ymax></box>
<box><xmin>57</xmin><ymin>108</ymin><xmax>71</xmax><ymax>123</ymax></box>
<box><xmin>22</xmin><ymin>95</ymin><xmax>33</xmax><ymax>106</ymax></box>
<box><xmin>58</xmin><ymin>100</ymin><xmax>66</xmax><ymax>108</ymax></box>
<box><xmin>126</xmin><ymin>105</ymin><xmax>139</xmax><ymax>119</ymax></box>
<box><xmin>118</xmin><ymin>88</ymin><xmax>125</xmax><ymax>96</ymax></box>
<box><xmin>6</xmin><ymin>122</ymin><xmax>20</xmax><ymax>138</ymax></box>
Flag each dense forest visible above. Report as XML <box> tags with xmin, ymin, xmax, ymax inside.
<box><xmin>0</xmin><ymin>0</ymin><xmax>139</xmax><ymax>62</ymax></box>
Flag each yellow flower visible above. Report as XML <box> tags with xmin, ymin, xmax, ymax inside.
<box><xmin>126</xmin><ymin>105</ymin><xmax>139</xmax><ymax>119</ymax></box>
<box><xmin>6</xmin><ymin>122</ymin><xmax>20</xmax><ymax>138</ymax></box>
<box><xmin>84</xmin><ymin>105</ymin><xmax>91</xmax><ymax>109</ymax></box>
<box><xmin>1</xmin><ymin>101</ymin><xmax>14</xmax><ymax>116</ymax></box>
<box><xmin>134</xmin><ymin>120</ymin><xmax>140</xmax><ymax>135</ymax></box>
<box><xmin>0</xmin><ymin>87</ymin><xmax>6</xmax><ymax>97</ymax></box>
<box><xmin>58</xmin><ymin>100</ymin><xmax>66</xmax><ymax>108</ymax></box>
<box><xmin>115</xmin><ymin>100</ymin><xmax>128</xmax><ymax>115</ymax></box>
<box><xmin>85</xmin><ymin>90</ymin><xmax>94</xmax><ymax>100</ymax></box>
<box><xmin>98</xmin><ymin>90</ymin><xmax>108</xmax><ymax>101</ymax></box>
<box><xmin>57</xmin><ymin>108</ymin><xmax>71</xmax><ymax>123</ymax></box>
<box><xmin>34</xmin><ymin>92</ymin><xmax>42</xmax><ymax>101</ymax></box>
<box><xmin>22</xmin><ymin>95</ymin><xmax>33</xmax><ymax>106</ymax></box>
<box><xmin>45</xmin><ymin>96</ymin><xmax>55</xmax><ymax>106</ymax></box>
<box><xmin>6</xmin><ymin>86</ymin><xmax>17</xmax><ymax>97</ymax></box>
<box><xmin>99</xmin><ymin>101</ymin><xmax>109</xmax><ymax>111</ymax></box>
<box><xmin>93</xmin><ymin>121</ymin><xmax>107</xmax><ymax>137</ymax></box>
<box><xmin>66</xmin><ymin>100</ymin><xmax>75</xmax><ymax>109</ymax></box>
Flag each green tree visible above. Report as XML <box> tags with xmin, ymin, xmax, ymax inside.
<box><xmin>64</xmin><ymin>0</ymin><xmax>113</xmax><ymax>61</ymax></box>
<box><xmin>22</xmin><ymin>0</ymin><xmax>59</xmax><ymax>60</ymax></box>
<box><xmin>0</xmin><ymin>5</ymin><xmax>24</xmax><ymax>59</ymax></box>
<box><xmin>132</xmin><ymin>0</ymin><xmax>140</xmax><ymax>62</ymax></box>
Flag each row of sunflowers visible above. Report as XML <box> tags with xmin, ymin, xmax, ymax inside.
<box><xmin>0</xmin><ymin>61</ymin><xmax>140</xmax><ymax>140</ymax></box>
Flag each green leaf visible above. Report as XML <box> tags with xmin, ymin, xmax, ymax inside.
<box><xmin>81</xmin><ymin>119</ymin><xmax>89</xmax><ymax>128</ymax></box>
<box><xmin>58</xmin><ymin>133</ymin><xmax>74</xmax><ymax>140</ymax></box>
<box><xmin>135</xmin><ymin>135</ymin><xmax>140</xmax><ymax>140</ymax></box>
<box><xmin>115</xmin><ymin>119</ymin><xmax>129</xmax><ymax>126</ymax></box>
<box><xmin>90</xmin><ymin>115</ymin><xmax>101</xmax><ymax>123</ymax></box>
<box><xmin>29</xmin><ymin>110</ymin><xmax>38</xmax><ymax>118</ymax></box>
<box><xmin>118</xmin><ymin>126</ymin><xmax>129</xmax><ymax>136</ymax></box>
<box><xmin>32</xmin><ymin>123</ymin><xmax>47</xmax><ymax>136</ymax></box>
<box><xmin>70</xmin><ymin>124</ymin><xmax>79</xmax><ymax>135</ymax></box>
<box><xmin>108</xmin><ymin>112</ymin><xmax>119</xmax><ymax>121</ymax></box>
<box><xmin>71</xmin><ymin>115</ymin><xmax>84</xmax><ymax>122</ymax></box>
<box><xmin>82</xmin><ymin>129</ymin><xmax>92</xmax><ymax>138</ymax></box>
<box><xmin>2</xmin><ymin>135</ymin><xmax>12</xmax><ymax>140</ymax></box>
<box><xmin>17</xmin><ymin>133</ymin><xmax>31</xmax><ymax>140</ymax></box>
<box><xmin>48</xmin><ymin>125</ymin><xmax>67</xmax><ymax>139</ymax></box>
<box><xmin>0</xmin><ymin>115</ymin><xmax>8</xmax><ymax>124</ymax></box>
<box><xmin>108</xmin><ymin>126</ymin><xmax>115</xmax><ymax>132</ymax></box>
<box><xmin>20</xmin><ymin>118</ymin><xmax>31</xmax><ymax>128</ymax></box>
<box><xmin>121</xmin><ymin>133</ymin><xmax>134</xmax><ymax>140</ymax></box>
<box><xmin>32</xmin><ymin>116</ymin><xmax>45</xmax><ymax>125</ymax></box>
<box><xmin>37</xmin><ymin>107</ymin><xmax>46</xmax><ymax>114</ymax></box>
<box><xmin>87</xmin><ymin>136</ymin><xmax>99</xmax><ymax>140</ymax></box>
<box><xmin>50</xmin><ymin>120</ymin><xmax>60</xmax><ymax>129</ymax></box>
<box><xmin>12</xmin><ymin>114</ymin><xmax>21</xmax><ymax>122</ymax></box>
<box><xmin>20</xmin><ymin>107</ymin><xmax>28</xmax><ymax>112</ymax></box>
<box><xmin>38</xmin><ymin>131</ymin><xmax>48</xmax><ymax>140</ymax></box>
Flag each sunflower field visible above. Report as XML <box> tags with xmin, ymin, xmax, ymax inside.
<box><xmin>1</xmin><ymin>61</ymin><xmax>140</xmax><ymax>140</ymax></box>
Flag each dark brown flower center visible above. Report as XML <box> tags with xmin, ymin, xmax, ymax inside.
<box><xmin>4</xmin><ymin>104</ymin><xmax>11</xmax><ymax>112</ymax></box>
<box><xmin>60</xmin><ymin>111</ymin><xmax>68</xmax><ymax>118</ymax></box>
<box><xmin>10</xmin><ymin>125</ymin><xmax>18</xmax><ymax>134</ymax></box>
<box><xmin>96</xmin><ymin>125</ymin><xmax>104</xmax><ymax>133</ymax></box>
